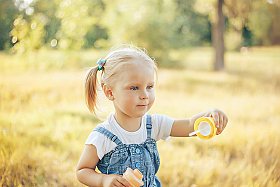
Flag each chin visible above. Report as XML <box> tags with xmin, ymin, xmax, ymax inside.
<box><xmin>123</xmin><ymin>108</ymin><xmax>151</xmax><ymax>118</ymax></box>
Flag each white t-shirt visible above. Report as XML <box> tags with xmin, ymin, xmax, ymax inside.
<box><xmin>85</xmin><ymin>113</ymin><xmax>175</xmax><ymax>159</ymax></box>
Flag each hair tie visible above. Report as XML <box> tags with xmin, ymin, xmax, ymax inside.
<box><xmin>97</xmin><ymin>58</ymin><xmax>106</xmax><ymax>71</ymax></box>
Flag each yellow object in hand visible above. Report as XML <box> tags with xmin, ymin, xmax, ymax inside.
<box><xmin>189</xmin><ymin>117</ymin><xmax>217</xmax><ymax>140</ymax></box>
<box><xmin>123</xmin><ymin>168</ymin><xmax>144</xmax><ymax>187</ymax></box>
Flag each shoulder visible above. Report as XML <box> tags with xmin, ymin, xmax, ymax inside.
<box><xmin>149</xmin><ymin>113</ymin><xmax>175</xmax><ymax>141</ymax></box>
<box><xmin>86</xmin><ymin>124</ymin><xmax>107</xmax><ymax>145</ymax></box>
<box><xmin>85</xmin><ymin>119</ymin><xmax>116</xmax><ymax>159</ymax></box>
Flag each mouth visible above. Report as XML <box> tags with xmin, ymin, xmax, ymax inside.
<box><xmin>137</xmin><ymin>104</ymin><xmax>148</xmax><ymax>107</ymax></box>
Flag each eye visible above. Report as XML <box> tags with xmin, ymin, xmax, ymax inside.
<box><xmin>147</xmin><ymin>85</ymin><xmax>153</xmax><ymax>89</ymax></box>
<box><xmin>130</xmin><ymin>86</ymin><xmax>139</xmax><ymax>90</ymax></box>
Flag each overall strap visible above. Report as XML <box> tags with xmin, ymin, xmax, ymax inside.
<box><xmin>93</xmin><ymin>126</ymin><xmax>123</xmax><ymax>146</ymax></box>
<box><xmin>146</xmin><ymin>115</ymin><xmax>152</xmax><ymax>138</ymax></box>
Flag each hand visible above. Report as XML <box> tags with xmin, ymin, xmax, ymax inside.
<box><xmin>102</xmin><ymin>174</ymin><xmax>130</xmax><ymax>187</ymax></box>
<box><xmin>204</xmin><ymin>108</ymin><xmax>228</xmax><ymax>135</ymax></box>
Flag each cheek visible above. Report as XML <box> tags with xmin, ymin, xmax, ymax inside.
<box><xmin>149</xmin><ymin>91</ymin><xmax>155</xmax><ymax>104</ymax></box>
<box><xmin>121</xmin><ymin>93</ymin><xmax>136</xmax><ymax>104</ymax></box>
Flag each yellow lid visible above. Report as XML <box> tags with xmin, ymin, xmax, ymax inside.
<box><xmin>194</xmin><ymin>117</ymin><xmax>217</xmax><ymax>140</ymax></box>
<box><xmin>123</xmin><ymin>168</ymin><xmax>144</xmax><ymax>187</ymax></box>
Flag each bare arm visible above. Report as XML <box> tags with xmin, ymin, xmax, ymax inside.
<box><xmin>76</xmin><ymin>145</ymin><xmax>129</xmax><ymax>187</ymax></box>
<box><xmin>170</xmin><ymin>108</ymin><xmax>228</xmax><ymax>137</ymax></box>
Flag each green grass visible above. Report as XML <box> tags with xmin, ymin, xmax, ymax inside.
<box><xmin>1</xmin><ymin>46</ymin><xmax>280</xmax><ymax>186</ymax></box>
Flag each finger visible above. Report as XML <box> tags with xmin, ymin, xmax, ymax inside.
<box><xmin>114</xmin><ymin>182</ymin><xmax>124</xmax><ymax>187</ymax></box>
<box><xmin>223</xmin><ymin>116</ymin><xmax>228</xmax><ymax>130</ymax></box>
<box><xmin>205</xmin><ymin>111</ymin><xmax>210</xmax><ymax>117</ymax></box>
<box><xmin>117</xmin><ymin>177</ymin><xmax>130</xmax><ymax>187</ymax></box>
<box><xmin>218</xmin><ymin>115</ymin><xmax>223</xmax><ymax>134</ymax></box>
<box><xmin>212</xmin><ymin>113</ymin><xmax>219</xmax><ymax>129</ymax></box>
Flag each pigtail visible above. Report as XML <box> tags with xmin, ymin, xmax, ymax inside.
<box><xmin>84</xmin><ymin>66</ymin><xmax>100</xmax><ymax>115</ymax></box>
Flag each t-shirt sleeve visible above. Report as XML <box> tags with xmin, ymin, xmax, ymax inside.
<box><xmin>85</xmin><ymin>130</ymin><xmax>107</xmax><ymax>160</ymax></box>
<box><xmin>151</xmin><ymin>113</ymin><xmax>175</xmax><ymax>141</ymax></box>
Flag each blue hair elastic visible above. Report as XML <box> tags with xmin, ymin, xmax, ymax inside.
<box><xmin>97</xmin><ymin>58</ymin><xmax>106</xmax><ymax>71</ymax></box>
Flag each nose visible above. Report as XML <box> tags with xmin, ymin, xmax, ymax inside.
<box><xmin>140</xmin><ymin>90</ymin><xmax>148</xmax><ymax>100</ymax></box>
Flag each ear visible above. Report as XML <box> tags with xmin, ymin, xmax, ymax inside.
<box><xmin>103</xmin><ymin>84</ymin><xmax>114</xmax><ymax>101</ymax></box>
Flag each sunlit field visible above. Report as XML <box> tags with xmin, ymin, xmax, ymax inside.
<box><xmin>1</xmin><ymin>47</ymin><xmax>280</xmax><ymax>186</ymax></box>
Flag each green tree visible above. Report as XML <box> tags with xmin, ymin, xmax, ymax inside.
<box><xmin>100</xmin><ymin>0</ymin><xmax>176</xmax><ymax>64</ymax></box>
<box><xmin>173</xmin><ymin>0</ymin><xmax>212</xmax><ymax>48</ymax></box>
<box><xmin>101</xmin><ymin>0</ymin><xmax>210</xmax><ymax>66</ymax></box>
<box><xmin>10</xmin><ymin>0</ymin><xmax>51</xmax><ymax>53</ymax></box>
<box><xmin>194</xmin><ymin>0</ymin><xmax>256</xmax><ymax>70</ymax></box>
<box><xmin>0</xmin><ymin>0</ymin><xmax>20</xmax><ymax>50</ymax></box>
<box><xmin>249</xmin><ymin>1</ymin><xmax>280</xmax><ymax>46</ymax></box>
<box><xmin>11</xmin><ymin>13</ymin><xmax>47</xmax><ymax>53</ymax></box>
<box><xmin>213</xmin><ymin>0</ymin><xmax>225</xmax><ymax>70</ymax></box>
<box><xmin>194</xmin><ymin>0</ymin><xmax>226</xmax><ymax>70</ymax></box>
<box><xmin>9</xmin><ymin>0</ymin><xmax>107</xmax><ymax>52</ymax></box>
<box><xmin>32</xmin><ymin>0</ymin><xmax>61</xmax><ymax>47</ymax></box>
<box><xmin>53</xmin><ymin>0</ymin><xmax>106</xmax><ymax>50</ymax></box>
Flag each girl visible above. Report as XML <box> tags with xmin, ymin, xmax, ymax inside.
<box><xmin>76</xmin><ymin>44</ymin><xmax>228</xmax><ymax>187</ymax></box>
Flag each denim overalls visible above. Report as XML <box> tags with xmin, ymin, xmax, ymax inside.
<box><xmin>93</xmin><ymin>115</ymin><xmax>162</xmax><ymax>187</ymax></box>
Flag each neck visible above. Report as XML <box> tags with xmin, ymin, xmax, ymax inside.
<box><xmin>114</xmin><ymin>113</ymin><xmax>142</xmax><ymax>132</ymax></box>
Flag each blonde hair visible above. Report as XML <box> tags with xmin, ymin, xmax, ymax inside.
<box><xmin>84</xmin><ymin>44</ymin><xmax>158</xmax><ymax>116</ymax></box>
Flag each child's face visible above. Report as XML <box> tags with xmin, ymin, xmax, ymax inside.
<box><xmin>111</xmin><ymin>62</ymin><xmax>155</xmax><ymax>119</ymax></box>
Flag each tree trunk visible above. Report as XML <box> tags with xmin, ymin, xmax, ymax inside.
<box><xmin>213</xmin><ymin>0</ymin><xmax>225</xmax><ymax>71</ymax></box>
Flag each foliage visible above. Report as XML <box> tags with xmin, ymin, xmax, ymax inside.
<box><xmin>52</xmin><ymin>0</ymin><xmax>105</xmax><ymax>50</ymax></box>
<box><xmin>99</xmin><ymin>0</ymin><xmax>211</xmax><ymax>65</ymax></box>
<box><xmin>0</xmin><ymin>0</ymin><xmax>20</xmax><ymax>50</ymax></box>
<box><xmin>0</xmin><ymin>47</ymin><xmax>280</xmax><ymax>186</ymax></box>
<box><xmin>11</xmin><ymin>14</ymin><xmax>47</xmax><ymax>52</ymax></box>
<box><xmin>1</xmin><ymin>0</ymin><xmax>280</xmax><ymax>60</ymax></box>
<box><xmin>249</xmin><ymin>1</ymin><xmax>280</xmax><ymax>46</ymax></box>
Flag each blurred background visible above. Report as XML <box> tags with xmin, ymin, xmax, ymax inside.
<box><xmin>0</xmin><ymin>0</ymin><xmax>280</xmax><ymax>186</ymax></box>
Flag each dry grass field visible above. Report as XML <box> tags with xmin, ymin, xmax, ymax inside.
<box><xmin>0</xmin><ymin>46</ymin><xmax>280</xmax><ymax>186</ymax></box>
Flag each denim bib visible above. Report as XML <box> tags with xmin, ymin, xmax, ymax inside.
<box><xmin>93</xmin><ymin>115</ymin><xmax>162</xmax><ymax>187</ymax></box>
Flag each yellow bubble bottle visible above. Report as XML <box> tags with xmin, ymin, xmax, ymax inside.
<box><xmin>189</xmin><ymin>117</ymin><xmax>217</xmax><ymax>140</ymax></box>
<box><xmin>123</xmin><ymin>168</ymin><xmax>144</xmax><ymax>187</ymax></box>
